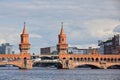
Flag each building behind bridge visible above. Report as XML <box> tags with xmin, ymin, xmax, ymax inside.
<box><xmin>41</xmin><ymin>34</ymin><xmax>120</xmax><ymax>55</ymax></box>
<box><xmin>40</xmin><ymin>46</ymin><xmax>97</xmax><ymax>55</ymax></box>
<box><xmin>40</xmin><ymin>46</ymin><xmax>57</xmax><ymax>55</ymax></box>
<box><xmin>0</xmin><ymin>43</ymin><xmax>13</xmax><ymax>54</ymax></box>
<box><xmin>98</xmin><ymin>34</ymin><xmax>120</xmax><ymax>54</ymax></box>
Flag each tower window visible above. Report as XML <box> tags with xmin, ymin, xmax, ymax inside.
<box><xmin>62</xmin><ymin>38</ymin><xmax>64</xmax><ymax>42</ymax></box>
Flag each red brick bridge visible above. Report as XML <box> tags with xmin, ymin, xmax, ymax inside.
<box><xmin>59</xmin><ymin>53</ymin><xmax>120</xmax><ymax>69</ymax></box>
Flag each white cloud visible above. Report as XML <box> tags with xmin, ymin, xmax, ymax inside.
<box><xmin>113</xmin><ymin>25</ymin><xmax>120</xmax><ymax>33</ymax></box>
<box><xmin>30</xmin><ymin>34</ymin><xmax>42</xmax><ymax>38</ymax></box>
<box><xmin>84</xmin><ymin>19</ymin><xmax>120</xmax><ymax>38</ymax></box>
<box><xmin>0</xmin><ymin>0</ymin><xmax>119</xmax><ymax>53</ymax></box>
<box><xmin>65</xmin><ymin>19</ymin><xmax>120</xmax><ymax>47</ymax></box>
<box><xmin>0</xmin><ymin>39</ymin><xmax>6</xmax><ymax>44</ymax></box>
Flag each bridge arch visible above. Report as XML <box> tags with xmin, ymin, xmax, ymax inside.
<box><xmin>75</xmin><ymin>63</ymin><xmax>101</xmax><ymax>69</ymax></box>
<box><xmin>0</xmin><ymin>63</ymin><xmax>22</xmax><ymax>69</ymax></box>
<box><xmin>107</xmin><ymin>64</ymin><xmax>120</xmax><ymax>69</ymax></box>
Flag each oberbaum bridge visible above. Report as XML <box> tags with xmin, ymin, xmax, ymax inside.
<box><xmin>0</xmin><ymin>23</ymin><xmax>120</xmax><ymax>69</ymax></box>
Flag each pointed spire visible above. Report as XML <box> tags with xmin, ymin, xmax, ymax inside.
<box><xmin>60</xmin><ymin>22</ymin><xmax>64</xmax><ymax>34</ymax></box>
<box><xmin>22</xmin><ymin>22</ymin><xmax>27</xmax><ymax>34</ymax></box>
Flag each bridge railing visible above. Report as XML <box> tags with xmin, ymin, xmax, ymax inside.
<box><xmin>33</xmin><ymin>59</ymin><xmax>59</xmax><ymax>63</ymax></box>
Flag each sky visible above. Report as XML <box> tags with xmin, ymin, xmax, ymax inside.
<box><xmin>0</xmin><ymin>0</ymin><xmax>120</xmax><ymax>54</ymax></box>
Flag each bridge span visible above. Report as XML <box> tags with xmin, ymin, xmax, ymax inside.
<box><xmin>59</xmin><ymin>53</ymin><xmax>120</xmax><ymax>69</ymax></box>
<box><xmin>0</xmin><ymin>54</ymin><xmax>32</xmax><ymax>69</ymax></box>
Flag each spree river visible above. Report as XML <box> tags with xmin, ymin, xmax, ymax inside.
<box><xmin>0</xmin><ymin>67</ymin><xmax>120</xmax><ymax>80</ymax></box>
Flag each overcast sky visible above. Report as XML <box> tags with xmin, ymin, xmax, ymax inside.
<box><xmin>0</xmin><ymin>0</ymin><xmax>120</xmax><ymax>54</ymax></box>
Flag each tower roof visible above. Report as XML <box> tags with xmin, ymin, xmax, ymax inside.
<box><xmin>22</xmin><ymin>22</ymin><xmax>27</xmax><ymax>34</ymax></box>
<box><xmin>60</xmin><ymin>22</ymin><xmax>64</xmax><ymax>34</ymax></box>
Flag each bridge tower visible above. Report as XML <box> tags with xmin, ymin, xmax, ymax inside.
<box><xmin>19</xmin><ymin>22</ymin><xmax>32</xmax><ymax>69</ymax></box>
<box><xmin>57</xmin><ymin>22</ymin><xmax>68</xmax><ymax>54</ymax></box>
<box><xmin>19</xmin><ymin>22</ymin><xmax>30</xmax><ymax>54</ymax></box>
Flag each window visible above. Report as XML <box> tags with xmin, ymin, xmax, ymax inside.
<box><xmin>62</xmin><ymin>38</ymin><xmax>64</xmax><ymax>42</ymax></box>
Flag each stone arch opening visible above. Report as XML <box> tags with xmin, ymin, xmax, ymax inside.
<box><xmin>118</xmin><ymin>58</ymin><xmax>120</xmax><ymax>62</ymax></box>
<box><xmin>77</xmin><ymin>58</ymin><xmax>79</xmax><ymax>61</ymax></box>
<box><xmin>24</xmin><ymin>57</ymin><xmax>27</xmax><ymax>67</ymax></box>
<box><xmin>107</xmin><ymin>58</ymin><xmax>110</xmax><ymax>62</ymax></box>
<box><xmin>2</xmin><ymin>57</ymin><xmax>5</xmax><ymax>62</ymax></box>
<box><xmin>111</xmin><ymin>58</ymin><xmax>114</xmax><ymax>62</ymax></box>
<box><xmin>63</xmin><ymin>57</ymin><xmax>66</xmax><ymax>60</ymax></box>
<box><xmin>95</xmin><ymin>58</ymin><xmax>99</xmax><ymax>62</ymax></box>
<box><xmin>74</xmin><ymin>58</ymin><xmax>76</xmax><ymax>61</ymax></box>
<box><xmin>81</xmin><ymin>58</ymin><xmax>83</xmax><ymax>61</ymax></box>
<box><xmin>100</xmin><ymin>58</ymin><xmax>103</xmax><ymax>61</ymax></box>
<box><xmin>69</xmin><ymin>58</ymin><xmax>72</xmax><ymax>60</ymax></box>
<box><xmin>88</xmin><ymin>58</ymin><xmax>91</xmax><ymax>62</ymax></box>
<box><xmin>104</xmin><ymin>58</ymin><xmax>106</xmax><ymax>61</ymax></box>
<box><xmin>91</xmin><ymin>58</ymin><xmax>94</xmax><ymax>62</ymax></box>
<box><xmin>84</xmin><ymin>58</ymin><xmax>87</xmax><ymax>62</ymax></box>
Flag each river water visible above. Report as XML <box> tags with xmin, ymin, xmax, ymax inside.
<box><xmin>0</xmin><ymin>67</ymin><xmax>120</xmax><ymax>80</ymax></box>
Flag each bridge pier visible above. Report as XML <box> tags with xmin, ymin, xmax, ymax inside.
<box><xmin>19</xmin><ymin>60</ymin><xmax>33</xmax><ymax>69</ymax></box>
<box><xmin>100</xmin><ymin>62</ymin><xmax>107</xmax><ymax>69</ymax></box>
<box><xmin>58</xmin><ymin>60</ymin><xmax>74</xmax><ymax>69</ymax></box>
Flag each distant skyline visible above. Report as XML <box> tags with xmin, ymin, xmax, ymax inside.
<box><xmin>0</xmin><ymin>0</ymin><xmax>120</xmax><ymax>54</ymax></box>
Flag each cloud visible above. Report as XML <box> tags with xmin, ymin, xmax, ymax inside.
<box><xmin>113</xmin><ymin>25</ymin><xmax>120</xmax><ymax>33</ymax></box>
<box><xmin>0</xmin><ymin>39</ymin><xmax>6</xmax><ymax>44</ymax></box>
<box><xmin>69</xmin><ymin>44</ymin><xmax>99</xmax><ymax>49</ymax></box>
<box><xmin>30</xmin><ymin>34</ymin><xmax>42</xmax><ymax>38</ymax></box>
<box><xmin>84</xmin><ymin>19</ymin><xmax>120</xmax><ymax>38</ymax></box>
<box><xmin>0</xmin><ymin>0</ymin><xmax>120</xmax><ymax>54</ymax></box>
<box><xmin>65</xmin><ymin>19</ymin><xmax>120</xmax><ymax>47</ymax></box>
